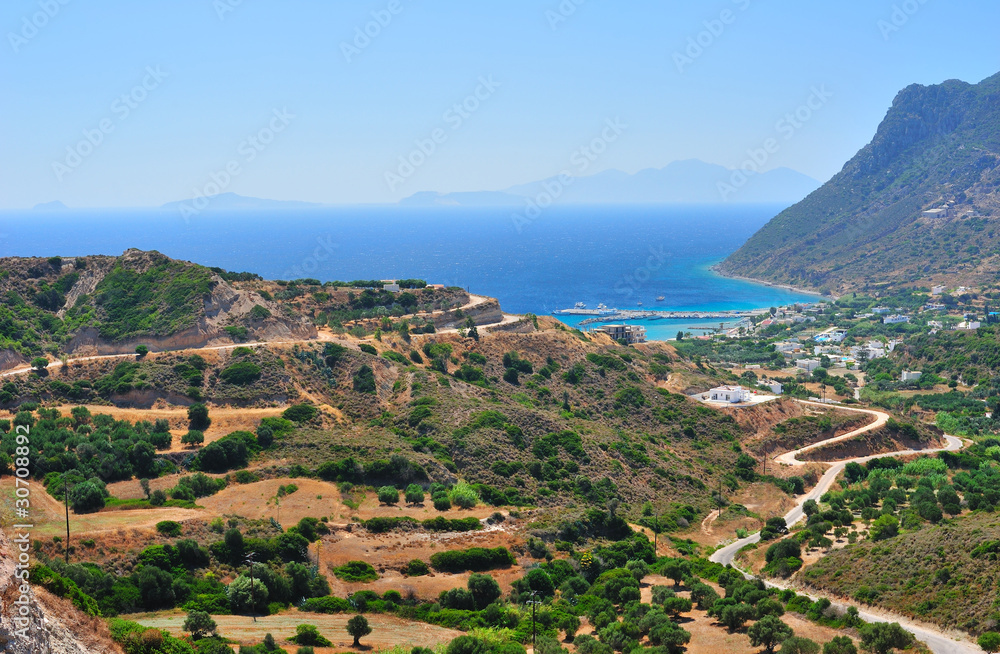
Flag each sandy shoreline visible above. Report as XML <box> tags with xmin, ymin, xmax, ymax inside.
<box><xmin>709</xmin><ymin>264</ymin><xmax>835</xmax><ymax>300</ymax></box>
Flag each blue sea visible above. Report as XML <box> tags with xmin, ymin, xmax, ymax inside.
<box><xmin>0</xmin><ymin>204</ymin><xmax>816</xmax><ymax>340</ymax></box>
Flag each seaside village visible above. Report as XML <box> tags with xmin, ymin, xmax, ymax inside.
<box><xmin>652</xmin><ymin>284</ymin><xmax>997</xmax><ymax>407</ymax></box>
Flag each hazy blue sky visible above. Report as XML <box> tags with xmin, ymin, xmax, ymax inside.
<box><xmin>2</xmin><ymin>0</ymin><xmax>998</xmax><ymax>208</ymax></box>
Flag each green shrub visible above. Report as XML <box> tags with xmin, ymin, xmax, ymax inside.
<box><xmin>333</xmin><ymin>561</ymin><xmax>378</xmax><ymax>582</ymax></box>
<box><xmin>291</xmin><ymin>624</ymin><xmax>331</xmax><ymax>647</ymax></box>
<box><xmin>430</xmin><ymin>547</ymin><xmax>516</xmax><ymax>572</ymax></box>
<box><xmin>283</xmin><ymin>404</ymin><xmax>318</xmax><ymax>422</ymax></box>
<box><xmin>220</xmin><ymin>361</ymin><xmax>262</xmax><ymax>385</ymax></box>
<box><xmin>406</xmin><ymin>559</ymin><xmax>430</xmax><ymax>576</ymax></box>
<box><xmin>353</xmin><ymin>365</ymin><xmax>377</xmax><ymax>393</ymax></box>
<box><xmin>378</xmin><ymin>486</ymin><xmax>399</xmax><ymax>505</ymax></box>
<box><xmin>450</xmin><ymin>482</ymin><xmax>480</xmax><ymax>509</ymax></box>
<box><xmin>156</xmin><ymin>521</ymin><xmax>182</xmax><ymax>537</ymax></box>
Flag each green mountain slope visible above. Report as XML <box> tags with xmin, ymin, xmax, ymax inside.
<box><xmin>719</xmin><ymin>71</ymin><xmax>1000</xmax><ymax>294</ymax></box>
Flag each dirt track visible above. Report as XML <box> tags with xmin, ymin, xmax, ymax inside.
<box><xmin>709</xmin><ymin>400</ymin><xmax>974</xmax><ymax>654</ymax></box>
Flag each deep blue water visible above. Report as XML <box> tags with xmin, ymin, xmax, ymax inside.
<box><xmin>0</xmin><ymin>204</ymin><xmax>816</xmax><ymax>339</ymax></box>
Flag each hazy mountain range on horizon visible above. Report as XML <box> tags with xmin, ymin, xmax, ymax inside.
<box><xmin>26</xmin><ymin>159</ymin><xmax>821</xmax><ymax>212</ymax></box>
<box><xmin>400</xmin><ymin>159</ymin><xmax>821</xmax><ymax>207</ymax></box>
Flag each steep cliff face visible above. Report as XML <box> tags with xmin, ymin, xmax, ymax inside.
<box><xmin>720</xmin><ymin>71</ymin><xmax>1000</xmax><ymax>293</ymax></box>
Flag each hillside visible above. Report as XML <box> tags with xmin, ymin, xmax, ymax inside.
<box><xmin>1</xmin><ymin>253</ymin><xmax>964</xmax><ymax>654</ymax></box>
<box><xmin>719</xmin><ymin>71</ymin><xmax>1000</xmax><ymax>294</ymax></box>
<box><xmin>0</xmin><ymin>250</ymin><xmax>315</xmax><ymax>364</ymax></box>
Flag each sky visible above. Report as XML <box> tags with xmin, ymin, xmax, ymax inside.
<box><xmin>1</xmin><ymin>0</ymin><xmax>998</xmax><ymax>209</ymax></box>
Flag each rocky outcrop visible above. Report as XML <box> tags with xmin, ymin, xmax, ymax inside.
<box><xmin>0</xmin><ymin>349</ymin><xmax>26</xmax><ymax>371</ymax></box>
<box><xmin>0</xmin><ymin>529</ymin><xmax>119</xmax><ymax>654</ymax></box>
<box><xmin>436</xmin><ymin>297</ymin><xmax>504</xmax><ymax>330</ymax></box>
<box><xmin>62</xmin><ymin>270</ymin><xmax>317</xmax><ymax>356</ymax></box>
<box><xmin>0</xmin><ymin>250</ymin><xmax>318</xmax><ymax>368</ymax></box>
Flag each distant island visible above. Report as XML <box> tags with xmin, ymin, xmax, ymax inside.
<box><xmin>32</xmin><ymin>200</ymin><xmax>69</xmax><ymax>211</ymax></box>
<box><xmin>160</xmin><ymin>192</ymin><xmax>325</xmax><ymax>212</ymax></box>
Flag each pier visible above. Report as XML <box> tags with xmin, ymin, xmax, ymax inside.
<box><xmin>573</xmin><ymin>308</ymin><xmax>764</xmax><ymax>325</ymax></box>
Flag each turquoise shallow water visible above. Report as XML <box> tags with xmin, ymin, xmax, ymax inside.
<box><xmin>0</xmin><ymin>203</ymin><xmax>816</xmax><ymax>339</ymax></box>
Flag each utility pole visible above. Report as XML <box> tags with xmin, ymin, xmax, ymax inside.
<box><xmin>64</xmin><ymin>480</ymin><xmax>71</xmax><ymax>564</ymax></box>
<box><xmin>246</xmin><ymin>552</ymin><xmax>257</xmax><ymax>622</ymax></box>
<box><xmin>526</xmin><ymin>591</ymin><xmax>541</xmax><ymax>649</ymax></box>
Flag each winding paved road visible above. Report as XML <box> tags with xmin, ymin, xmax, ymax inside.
<box><xmin>709</xmin><ymin>400</ymin><xmax>977</xmax><ymax>654</ymax></box>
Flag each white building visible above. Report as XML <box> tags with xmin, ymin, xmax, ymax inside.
<box><xmin>707</xmin><ymin>385</ymin><xmax>753</xmax><ymax>403</ymax></box>
<box><xmin>957</xmin><ymin>321</ymin><xmax>981</xmax><ymax>330</ymax></box>
<box><xmin>383</xmin><ymin>282</ymin><xmax>400</xmax><ymax>292</ymax></box>
<box><xmin>931</xmin><ymin>285</ymin><xmax>946</xmax><ymax>296</ymax></box>
<box><xmin>759</xmin><ymin>380</ymin><xmax>783</xmax><ymax>394</ymax></box>
<box><xmin>883</xmin><ymin>315</ymin><xmax>910</xmax><ymax>325</ymax></box>
<box><xmin>927</xmin><ymin>320</ymin><xmax>944</xmax><ymax>329</ymax></box>
<box><xmin>774</xmin><ymin>341</ymin><xmax>800</xmax><ymax>353</ymax></box>
<box><xmin>797</xmin><ymin>359</ymin><xmax>822</xmax><ymax>372</ymax></box>
<box><xmin>901</xmin><ymin>370</ymin><xmax>922</xmax><ymax>382</ymax></box>
<box><xmin>922</xmin><ymin>207</ymin><xmax>949</xmax><ymax>219</ymax></box>
<box><xmin>872</xmin><ymin>306</ymin><xmax>892</xmax><ymax>315</ymax></box>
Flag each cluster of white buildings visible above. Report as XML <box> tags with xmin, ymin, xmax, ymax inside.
<box><xmin>766</xmin><ymin>334</ymin><xmax>900</xmax><ymax>373</ymax></box>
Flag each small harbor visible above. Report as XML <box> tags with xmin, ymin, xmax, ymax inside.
<box><xmin>552</xmin><ymin>304</ymin><xmax>766</xmax><ymax>325</ymax></box>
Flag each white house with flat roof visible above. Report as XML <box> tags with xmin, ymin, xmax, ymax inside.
<box><xmin>901</xmin><ymin>370</ymin><xmax>922</xmax><ymax>382</ymax></box>
<box><xmin>884</xmin><ymin>315</ymin><xmax>910</xmax><ymax>324</ymax></box>
<box><xmin>707</xmin><ymin>385</ymin><xmax>753</xmax><ymax>403</ymax></box>
<box><xmin>796</xmin><ymin>359</ymin><xmax>822</xmax><ymax>372</ymax></box>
